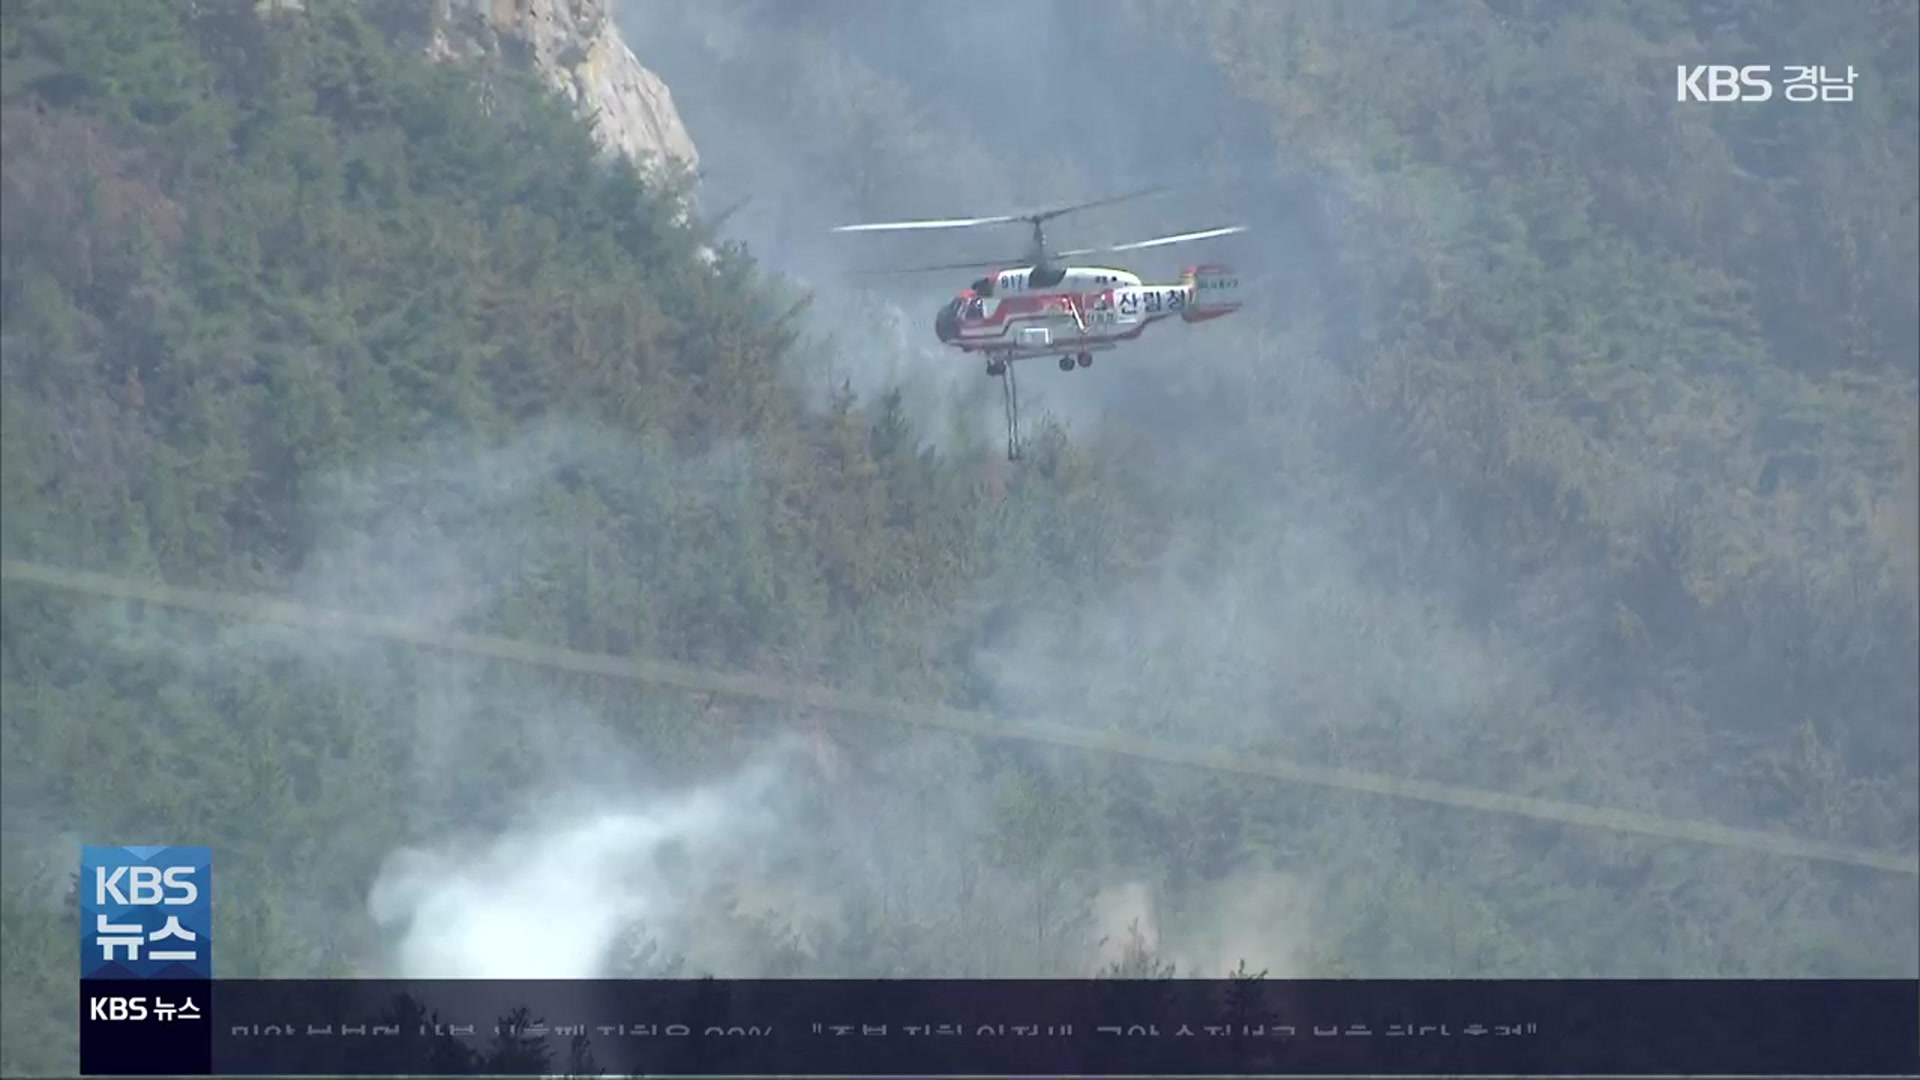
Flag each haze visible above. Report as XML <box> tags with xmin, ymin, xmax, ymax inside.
<box><xmin>2</xmin><ymin>2</ymin><xmax>1916</xmax><ymax>1073</ymax></box>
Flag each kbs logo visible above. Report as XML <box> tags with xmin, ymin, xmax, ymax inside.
<box><xmin>89</xmin><ymin>996</ymin><xmax>149</xmax><ymax>1021</ymax></box>
<box><xmin>85</xmin><ymin>993</ymin><xmax>202</xmax><ymax>1021</ymax></box>
<box><xmin>1677</xmin><ymin>65</ymin><xmax>1773</xmax><ymax>102</ymax></box>
<box><xmin>80</xmin><ymin>846</ymin><xmax>212</xmax><ymax>979</ymax></box>
<box><xmin>96</xmin><ymin>865</ymin><xmax>199</xmax><ymax>906</ymax></box>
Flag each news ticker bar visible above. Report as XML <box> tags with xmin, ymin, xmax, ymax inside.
<box><xmin>82</xmin><ymin>977</ymin><xmax>1919</xmax><ymax>1077</ymax></box>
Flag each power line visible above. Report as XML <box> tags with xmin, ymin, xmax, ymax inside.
<box><xmin>3</xmin><ymin>558</ymin><xmax>1914</xmax><ymax>877</ymax></box>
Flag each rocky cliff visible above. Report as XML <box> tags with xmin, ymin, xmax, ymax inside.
<box><xmin>421</xmin><ymin>0</ymin><xmax>699</xmax><ymax>175</ymax></box>
<box><xmin>259</xmin><ymin>0</ymin><xmax>700</xmax><ymax>175</ymax></box>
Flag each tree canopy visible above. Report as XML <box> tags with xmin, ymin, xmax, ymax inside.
<box><xmin>3</xmin><ymin>1</ymin><xmax>1916</xmax><ymax>1074</ymax></box>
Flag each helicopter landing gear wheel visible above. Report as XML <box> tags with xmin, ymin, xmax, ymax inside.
<box><xmin>1076</xmin><ymin>352</ymin><xmax>1092</xmax><ymax>368</ymax></box>
<box><xmin>986</xmin><ymin>359</ymin><xmax>1005</xmax><ymax>377</ymax></box>
<box><xmin>1059</xmin><ymin>355</ymin><xmax>1076</xmax><ymax>372</ymax></box>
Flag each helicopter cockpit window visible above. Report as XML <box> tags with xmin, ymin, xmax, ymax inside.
<box><xmin>964</xmin><ymin>297</ymin><xmax>986</xmax><ymax>319</ymax></box>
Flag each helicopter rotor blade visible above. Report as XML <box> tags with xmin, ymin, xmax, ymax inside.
<box><xmin>831</xmin><ymin>215</ymin><xmax>1023</xmax><ymax>234</ymax></box>
<box><xmin>1053</xmin><ymin>224</ymin><xmax>1247</xmax><ymax>260</ymax></box>
<box><xmin>830</xmin><ymin>185</ymin><xmax>1175</xmax><ymax>236</ymax></box>
<box><xmin>1023</xmin><ymin>185</ymin><xmax>1173</xmax><ymax>224</ymax></box>
<box><xmin>856</xmin><ymin>224</ymin><xmax>1244</xmax><ymax>275</ymax></box>
<box><xmin>855</xmin><ymin>257</ymin><xmax>1025</xmax><ymax>275</ymax></box>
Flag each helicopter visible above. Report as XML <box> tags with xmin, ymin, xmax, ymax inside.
<box><xmin>832</xmin><ymin>187</ymin><xmax>1245</xmax><ymax>459</ymax></box>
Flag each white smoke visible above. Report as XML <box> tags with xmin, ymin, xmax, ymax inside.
<box><xmin>1092</xmin><ymin>872</ymin><xmax>1313</xmax><ymax>978</ymax></box>
<box><xmin>366</xmin><ymin>756</ymin><xmax>790</xmax><ymax>979</ymax></box>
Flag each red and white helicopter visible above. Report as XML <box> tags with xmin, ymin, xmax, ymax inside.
<box><xmin>833</xmin><ymin>187</ymin><xmax>1246</xmax><ymax>458</ymax></box>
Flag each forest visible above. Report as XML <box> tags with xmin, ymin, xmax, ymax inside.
<box><xmin>2</xmin><ymin>0</ymin><xmax>1916</xmax><ymax>1074</ymax></box>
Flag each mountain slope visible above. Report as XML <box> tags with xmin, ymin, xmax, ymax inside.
<box><xmin>2</xmin><ymin>1</ymin><xmax>1916</xmax><ymax>1074</ymax></box>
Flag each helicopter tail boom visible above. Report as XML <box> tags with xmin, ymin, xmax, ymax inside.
<box><xmin>1180</xmin><ymin>264</ymin><xmax>1242</xmax><ymax>322</ymax></box>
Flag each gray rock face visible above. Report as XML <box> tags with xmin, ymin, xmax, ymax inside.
<box><xmin>280</xmin><ymin>0</ymin><xmax>701</xmax><ymax>175</ymax></box>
